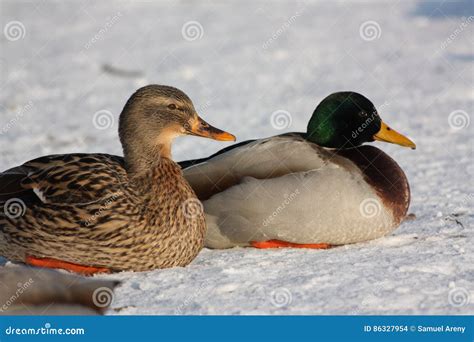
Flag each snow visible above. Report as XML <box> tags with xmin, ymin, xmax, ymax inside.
<box><xmin>0</xmin><ymin>0</ymin><xmax>473</xmax><ymax>314</ymax></box>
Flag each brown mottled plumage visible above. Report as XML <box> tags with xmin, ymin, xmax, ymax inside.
<box><xmin>0</xmin><ymin>85</ymin><xmax>235</xmax><ymax>273</ymax></box>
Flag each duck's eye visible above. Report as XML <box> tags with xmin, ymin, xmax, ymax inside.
<box><xmin>168</xmin><ymin>104</ymin><xmax>177</xmax><ymax>110</ymax></box>
<box><xmin>358</xmin><ymin>111</ymin><xmax>368</xmax><ymax>118</ymax></box>
<box><xmin>183</xmin><ymin>122</ymin><xmax>191</xmax><ymax>131</ymax></box>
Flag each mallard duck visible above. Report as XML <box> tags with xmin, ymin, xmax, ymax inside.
<box><xmin>180</xmin><ymin>92</ymin><xmax>416</xmax><ymax>249</ymax></box>
<box><xmin>0</xmin><ymin>85</ymin><xmax>235</xmax><ymax>273</ymax></box>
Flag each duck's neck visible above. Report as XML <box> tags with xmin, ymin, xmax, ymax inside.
<box><xmin>123</xmin><ymin>141</ymin><xmax>172</xmax><ymax>176</ymax></box>
<box><xmin>120</xmin><ymin>119</ymin><xmax>183</xmax><ymax>176</ymax></box>
<box><xmin>128</xmin><ymin>154</ymin><xmax>184</xmax><ymax>202</ymax></box>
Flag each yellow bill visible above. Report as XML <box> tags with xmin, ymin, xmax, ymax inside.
<box><xmin>373</xmin><ymin>121</ymin><xmax>416</xmax><ymax>149</ymax></box>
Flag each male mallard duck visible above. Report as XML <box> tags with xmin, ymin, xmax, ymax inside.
<box><xmin>180</xmin><ymin>92</ymin><xmax>415</xmax><ymax>249</ymax></box>
<box><xmin>0</xmin><ymin>85</ymin><xmax>235</xmax><ymax>273</ymax></box>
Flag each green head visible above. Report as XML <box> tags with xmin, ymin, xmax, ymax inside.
<box><xmin>305</xmin><ymin>92</ymin><xmax>416</xmax><ymax>149</ymax></box>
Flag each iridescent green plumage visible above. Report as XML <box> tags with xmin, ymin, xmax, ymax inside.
<box><xmin>306</xmin><ymin>92</ymin><xmax>382</xmax><ymax>148</ymax></box>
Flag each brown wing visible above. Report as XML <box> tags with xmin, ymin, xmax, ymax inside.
<box><xmin>0</xmin><ymin>153</ymin><xmax>127</xmax><ymax>206</ymax></box>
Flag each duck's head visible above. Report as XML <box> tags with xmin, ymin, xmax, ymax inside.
<box><xmin>306</xmin><ymin>92</ymin><xmax>416</xmax><ymax>149</ymax></box>
<box><xmin>119</xmin><ymin>85</ymin><xmax>235</xmax><ymax>169</ymax></box>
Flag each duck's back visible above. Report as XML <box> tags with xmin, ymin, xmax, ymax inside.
<box><xmin>0</xmin><ymin>154</ymin><xmax>136</xmax><ymax>266</ymax></box>
<box><xmin>183</xmin><ymin>134</ymin><xmax>410</xmax><ymax>248</ymax></box>
<box><xmin>0</xmin><ymin>154</ymin><xmax>205</xmax><ymax>271</ymax></box>
<box><xmin>0</xmin><ymin>153</ymin><xmax>128</xmax><ymax>203</ymax></box>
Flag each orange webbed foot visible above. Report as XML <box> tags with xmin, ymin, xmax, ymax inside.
<box><xmin>25</xmin><ymin>256</ymin><xmax>111</xmax><ymax>275</ymax></box>
<box><xmin>250</xmin><ymin>239</ymin><xmax>332</xmax><ymax>249</ymax></box>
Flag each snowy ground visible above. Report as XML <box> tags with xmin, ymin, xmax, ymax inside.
<box><xmin>0</xmin><ymin>0</ymin><xmax>473</xmax><ymax>314</ymax></box>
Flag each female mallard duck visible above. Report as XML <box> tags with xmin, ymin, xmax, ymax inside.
<box><xmin>180</xmin><ymin>92</ymin><xmax>416</xmax><ymax>249</ymax></box>
<box><xmin>0</xmin><ymin>85</ymin><xmax>235</xmax><ymax>274</ymax></box>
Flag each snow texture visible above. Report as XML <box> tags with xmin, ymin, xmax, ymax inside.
<box><xmin>0</xmin><ymin>0</ymin><xmax>472</xmax><ymax>315</ymax></box>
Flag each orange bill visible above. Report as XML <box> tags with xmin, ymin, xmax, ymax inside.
<box><xmin>188</xmin><ymin>116</ymin><xmax>236</xmax><ymax>141</ymax></box>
